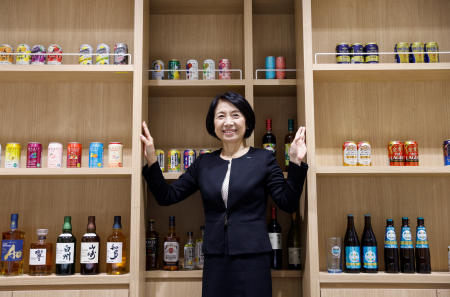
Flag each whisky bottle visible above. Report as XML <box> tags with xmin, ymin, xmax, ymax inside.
<box><xmin>195</xmin><ymin>226</ymin><xmax>204</xmax><ymax>269</ymax></box>
<box><xmin>163</xmin><ymin>216</ymin><xmax>180</xmax><ymax>271</ymax></box>
<box><xmin>106</xmin><ymin>216</ymin><xmax>127</xmax><ymax>275</ymax></box>
<box><xmin>1</xmin><ymin>213</ymin><xmax>25</xmax><ymax>275</ymax></box>
<box><xmin>29</xmin><ymin>229</ymin><xmax>53</xmax><ymax>275</ymax></box>
<box><xmin>284</xmin><ymin>119</ymin><xmax>295</xmax><ymax>171</ymax></box>
<box><xmin>55</xmin><ymin>216</ymin><xmax>76</xmax><ymax>275</ymax></box>
<box><xmin>80</xmin><ymin>216</ymin><xmax>100</xmax><ymax>275</ymax></box>
<box><xmin>184</xmin><ymin>232</ymin><xmax>195</xmax><ymax>270</ymax></box>
<box><xmin>146</xmin><ymin>219</ymin><xmax>159</xmax><ymax>270</ymax></box>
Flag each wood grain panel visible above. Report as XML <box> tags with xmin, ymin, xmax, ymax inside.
<box><xmin>13</xmin><ymin>290</ymin><xmax>129</xmax><ymax>297</ymax></box>
<box><xmin>321</xmin><ymin>288</ymin><xmax>437</xmax><ymax>297</ymax></box>
<box><xmin>0</xmin><ymin>293</ymin><xmax>11</xmax><ymax>297</ymax></box>
<box><xmin>149</xmin><ymin>0</ymin><xmax>243</xmax><ymax>15</ymax></box>
<box><xmin>438</xmin><ymin>290</ymin><xmax>450</xmax><ymax>297</ymax></box>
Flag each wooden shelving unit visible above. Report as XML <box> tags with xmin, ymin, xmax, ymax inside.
<box><xmin>319</xmin><ymin>272</ymin><xmax>450</xmax><ymax>285</ymax></box>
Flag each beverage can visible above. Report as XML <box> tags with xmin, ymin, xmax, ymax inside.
<box><xmin>26</xmin><ymin>142</ymin><xmax>42</xmax><ymax>168</ymax></box>
<box><xmin>89</xmin><ymin>142</ymin><xmax>104</xmax><ymax>168</ymax></box>
<box><xmin>336</xmin><ymin>43</ymin><xmax>350</xmax><ymax>64</ymax></box>
<box><xmin>67</xmin><ymin>142</ymin><xmax>82</xmax><ymax>168</ymax></box>
<box><xmin>199</xmin><ymin>149</ymin><xmax>211</xmax><ymax>154</ymax></box>
<box><xmin>425</xmin><ymin>42</ymin><xmax>439</xmax><ymax>63</ymax></box>
<box><xmin>96</xmin><ymin>43</ymin><xmax>110</xmax><ymax>65</ymax></box>
<box><xmin>156</xmin><ymin>149</ymin><xmax>165</xmax><ymax>171</ymax></box>
<box><xmin>47</xmin><ymin>142</ymin><xmax>63</xmax><ymax>168</ymax></box>
<box><xmin>203</xmin><ymin>59</ymin><xmax>215</xmax><ymax>80</ymax></box>
<box><xmin>168</xmin><ymin>149</ymin><xmax>181</xmax><ymax>172</ymax></box>
<box><xmin>152</xmin><ymin>60</ymin><xmax>165</xmax><ymax>80</ymax></box>
<box><xmin>183</xmin><ymin>149</ymin><xmax>196</xmax><ymax>171</ymax></box>
<box><xmin>31</xmin><ymin>45</ymin><xmax>46</xmax><ymax>65</ymax></box>
<box><xmin>168</xmin><ymin>59</ymin><xmax>181</xmax><ymax>80</ymax></box>
<box><xmin>395</xmin><ymin>42</ymin><xmax>410</xmax><ymax>63</ymax></box>
<box><xmin>276</xmin><ymin>56</ymin><xmax>286</xmax><ymax>79</ymax></box>
<box><xmin>5</xmin><ymin>143</ymin><xmax>21</xmax><ymax>168</ymax></box>
<box><xmin>404</xmin><ymin>141</ymin><xmax>419</xmax><ymax>166</ymax></box>
<box><xmin>351</xmin><ymin>43</ymin><xmax>364</xmax><ymax>64</ymax></box>
<box><xmin>409</xmin><ymin>42</ymin><xmax>424</xmax><ymax>63</ymax></box>
<box><xmin>79</xmin><ymin>44</ymin><xmax>93</xmax><ymax>65</ymax></box>
<box><xmin>108</xmin><ymin>142</ymin><xmax>123</xmax><ymax>167</ymax></box>
<box><xmin>343</xmin><ymin>141</ymin><xmax>357</xmax><ymax>166</ymax></box>
<box><xmin>0</xmin><ymin>44</ymin><xmax>14</xmax><ymax>64</ymax></box>
<box><xmin>364</xmin><ymin>43</ymin><xmax>379</xmax><ymax>63</ymax></box>
<box><xmin>357</xmin><ymin>141</ymin><xmax>372</xmax><ymax>166</ymax></box>
<box><xmin>114</xmin><ymin>43</ymin><xmax>128</xmax><ymax>65</ymax></box>
<box><xmin>16</xmin><ymin>44</ymin><xmax>31</xmax><ymax>65</ymax></box>
<box><xmin>186</xmin><ymin>59</ymin><xmax>199</xmax><ymax>80</ymax></box>
<box><xmin>265</xmin><ymin>56</ymin><xmax>276</xmax><ymax>79</ymax></box>
<box><xmin>47</xmin><ymin>44</ymin><xmax>63</xmax><ymax>65</ymax></box>
<box><xmin>388</xmin><ymin>141</ymin><xmax>404</xmax><ymax>166</ymax></box>
<box><xmin>219</xmin><ymin>58</ymin><xmax>231</xmax><ymax>79</ymax></box>
<box><xmin>444</xmin><ymin>140</ymin><xmax>450</xmax><ymax>166</ymax></box>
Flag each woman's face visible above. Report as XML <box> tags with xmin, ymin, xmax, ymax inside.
<box><xmin>214</xmin><ymin>100</ymin><xmax>246</xmax><ymax>144</ymax></box>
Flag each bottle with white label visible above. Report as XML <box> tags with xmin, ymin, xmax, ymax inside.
<box><xmin>268</xmin><ymin>206</ymin><xmax>282</xmax><ymax>269</ymax></box>
<box><xmin>81</xmin><ymin>216</ymin><xmax>100</xmax><ymax>275</ymax></box>
<box><xmin>29</xmin><ymin>229</ymin><xmax>52</xmax><ymax>276</ymax></box>
<box><xmin>287</xmin><ymin>212</ymin><xmax>301</xmax><ymax>270</ymax></box>
<box><xmin>106</xmin><ymin>216</ymin><xmax>127</xmax><ymax>275</ymax></box>
<box><xmin>163</xmin><ymin>216</ymin><xmax>180</xmax><ymax>271</ymax></box>
<box><xmin>55</xmin><ymin>216</ymin><xmax>76</xmax><ymax>275</ymax></box>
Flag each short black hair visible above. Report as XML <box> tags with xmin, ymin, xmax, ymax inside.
<box><xmin>205</xmin><ymin>91</ymin><xmax>255</xmax><ymax>139</ymax></box>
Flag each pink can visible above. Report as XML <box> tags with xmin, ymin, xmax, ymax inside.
<box><xmin>47</xmin><ymin>142</ymin><xmax>63</xmax><ymax>168</ymax></box>
<box><xmin>276</xmin><ymin>56</ymin><xmax>286</xmax><ymax>79</ymax></box>
<box><xmin>27</xmin><ymin>142</ymin><xmax>42</xmax><ymax>168</ymax></box>
<box><xmin>219</xmin><ymin>58</ymin><xmax>231</xmax><ymax>80</ymax></box>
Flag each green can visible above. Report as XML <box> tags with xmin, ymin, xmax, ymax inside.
<box><xmin>168</xmin><ymin>59</ymin><xmax>181</xmax><ymax>80</ymax></box>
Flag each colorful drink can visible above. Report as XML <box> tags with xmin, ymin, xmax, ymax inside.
<box><xmin>357</xmin><ymin>141</ymin><xmax>372</xmax><ymax>166</ymax></box>
<box><xmin>67</xmin><ymin>142</ymin><xmax>82</xmax><ymax>168</ymax></box>
<box><xmin>31</xmin><ymin>45</ymin><xmax>46</xmax><ymax>64</ymax></box>
<box><xmin>409</xmin><ymin>42</ymin><xmax>424</xmax><ymax>63</ymax></box>
<box><xmin>79</xmin><ymin>44</ymin><xmax>93</xmax><ymax>65</ymax></box>
<box><xmin>0</xmin><ymin>44</ymin><xmax>14</xmax><ymax>64</ymax></box>
<box><xmin>343</xmin><ymin>141</ymin><xmax>357</xmax><ymax>166</ymax></box>
<box><xmin>168</xmin><ymin>59</ymin><xmax>181</xmax><ymax>80</ymax></box>
<box><xmin>114</xmin><ymin>43</ymin><xmax>128</xmax><ymax>65</ymax></box>
<box><xmin>108</xmin><ymin>142</ymin><xmax>123</xmax><ymax>167</ymax></box>
<box><xmin>425</xmin><ymin>42</ymin><xmax>439</xmax><ymax>63</ymax></box>
<box><xmin>168</xmin><ymin>149</ymin><xmax>181</xmax><ymax>172</ymax></box>
<box><xmin>219</xmin><ymin>58</ymin><xmax>231</xmax><ymax>79</ymax></box>
<box><xmin>336</xmin><ymin>43</ymin><xmax>350</xmax><ymax>64</ymax></box>
<box><xmin>388</xmin><ymin>141</ymin><xmax>404</xmax><ymax>166</ymax></box>
<box><xmin>276</xmin><ymin>56</ymin><xmax>286</xmax><ymax>79</ymax></box>
<box><xmin>183</xmin><ymin>149</ymin><xmax>196</xmax><ymax>171</ymax></box>
<box><xmin>443</xmin><ymin>140</ymin><xmax>450</xmax><ymax>166</ymax></box>
<box><xmin>199</xmin><ymin>149</ymin><xmax>211</xmax><ymax>154</ymax></box>
<box><xmin>156</xmin><ymin>149</ymin><xmax>165</xmax><ymax>172</ymax></box>
<box><xmin>203</xmin><ymin>59</ymin><xmax>215</xmax><ymax>80</ymax></box>
<box><xmin>364</xmin><ymin>43</ymin><xmax>379</xmax><ymax>63</ymax></box>
<box><xmin>395</xmin><ymin>42</ymin><xmax>410</xmax><ymax>63</ymax></box>
<box><xmin>47</xmin><ymin>44</ymin><xmax>63</xmax><ymax>65</ymax></box>
<box><xmin>351</xmin><ymin>43</ymin><xmax>364</xmax><ymax>64</ymax></box>
<box><xmin>186</xmin><ymin>59</ymin><xmax>199</xmax><ymax>80</ymax></box>
<box><xmin>96</xmin><ymin>43</ymin><xmax>110</xmax><ymax>65</ymax></box>
<box><xmin>404</xmin><ymin>141</ymin><xmax>419</xmax><ymax>166</ymax></box>
<box><xmin>265</xmin><ymin>56</ymin><xmax>276</xmax><ymax>79</ymax></box>
<box><xmin>89</xmin><ymin>142</ymin><xmax>104</xmax><ymax>168</ymax></box>
<box><xmin>26</xmin><ymin>142</ymin><xmax>42</xmax><ymax>168</ymax></box>
<box><xmin>152</xmin><ymin>59</ymin><xmax>165</xmax><ymax>80</ymax></box>
<box><xmin>16</xmin><ymin>44</ymin><xmax>31</xmax><ymax>65</ymax></box>
<box><xmin>5</xmin><ymin>143</ymin><xmax>21</xmax><ymax>168</ymax></box>
<box><xmin>47</xmin><ymin>142</ymin><xmax>63</xmax><ymax>168</ymax></box>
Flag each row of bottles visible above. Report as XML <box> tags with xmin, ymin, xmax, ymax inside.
<box><xmin>1</xmin><ymin>214</ymin><xmax>127</xmax><ymax>276</ymax></box>
<box><xmin>262</xmin><ymin>118</ymin><xmax>296</xmax><ymax>170</ymax></box>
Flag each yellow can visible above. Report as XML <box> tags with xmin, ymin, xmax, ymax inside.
<box><xmin>156</xmin><ymin>149</ymin><xmax>165</xmax><ymax>172</ymax></box>
<box><xmin>395</xmin><ymin>42</ymin><xmax>410</xmax><ymax>63</ymax></box>
<box><xmin>5</xmin><ymin>143</ymin><xmax>21</xmax><ymax>168</ymax></box>
<box><xmin>168</xmin><ymin>149</ymin><xmax>181</xmax><ymax>172</ymax></box>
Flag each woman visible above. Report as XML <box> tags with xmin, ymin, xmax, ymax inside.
<box><xmin>141</xmin><ymin>91</ymin><xmax>307</xmax><ymax>297</ymax></box>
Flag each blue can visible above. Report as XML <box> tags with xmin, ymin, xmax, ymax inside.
<box><xmin>336</xmin><ymin>43</ymin><xmax>350</xmax><ymax>64</ymax></box>
<box><xmin>364</xmin><ymin>43</ymin><xmax>379</xmax><ymax>63</ymax></box>
<box><xmin>265</xmin><ymin>56</ymin><xmax>276</xmax><ymax>79</ymax></box>
<box><xmin>444</xmin><ymin>140</ymin><xmax>450</xmax><ymax>166</ymax></box>
<box><xmin>183</xmin><ymin>149</ymin><xmax>196</xmax><ymax>171</ymax></box>
<box><xmin>89</xmin><ymin>142</ymin><xmax>104</xmax><ymax>168</ymax></box>
<box><xmin>351</xmin><ymin>43</ymin><xmax>364</xmax><ymax>64</ymax></box>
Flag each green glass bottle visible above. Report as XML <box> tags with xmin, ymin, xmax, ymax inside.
<box><xmin>56</xmin><ymin>216</ymin><xmax>76</xmax><ymax>275</ymax></box>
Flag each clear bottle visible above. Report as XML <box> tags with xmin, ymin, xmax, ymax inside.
<box><xmin>1</xmin><ymin>213</ymin><xmax>25</xmax><ymax>275</ymax></box>
<box><xmin>107</xmin><ymin>216</ymin><xmax>127</xmax><ymax>275</ymax></box>
<box><xmin>29</xmin><ymin>229</ymin><xmax>52</xmax><ymax>275</ymax></box>
<box><xmin>163</xmin><ymin>216</ymin><xmax>180</xmax><ymax>271</ymax></box>
<box><xmin>184</xmin><ymin>232</ymin><xmax>195</xmax><ymax>270</ymax></box>
<box><xmin>195</xmin><ymin>226</ymin><xmax>204</xmax><ymax>269</ymax></box>
<box><xmin>55</xmin><ymin>216</ymin><xmax>76</xmax><ymax>275</ymax></box>
<box><xmin>80</xmin><ymin>216</ymin><xmax>100</xmax><ymax>275</ymax></box>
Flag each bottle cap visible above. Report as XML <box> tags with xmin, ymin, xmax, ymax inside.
<box><xmin>402</xmin><ymin>217</ymin><xmax>408</xmax><ymax>220</ymax></box>
<box><xmin>10</xmin><ymin>213</ymin><xmax>19</xmax><ymax>230</ymax></box>
<box><xmin>288</xmin><ymin>119</ymin><xmax>294</xmax><ymax>131</ymax></box>
<box><xmin>63</xmin><ymin>216</ymin><xmax>72</xmax><ymax>232</ymax></box>
<box><xmin>347</xmin><ymin>214</ymin><xmax>354</xmax><ymax>217</ymax></box>
<box><xmin>365</xmin><ymin>214</ymin><xmax>371</xmax><ymax>217</ymax></box>
<box><xmin>386</xmin><ymin>218</ymin><xmax>393</xmax><ymax>222</ymax></box>
<box><xmin>187</xmin><ymin>231</ymin><xmax>193</xmax><ymax>236</ymax></box>
<box><xmin>113</xmin><ymin>216</ymin><xmax>122</xmax><ymax>229</ymax></box>
<box><xmin>37</xmin><ymin>229</ymin><xmax>48</xmax><ymax>236</ymax></box>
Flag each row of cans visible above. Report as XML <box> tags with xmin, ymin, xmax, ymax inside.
<box><xmin>156</xmin><ymin>149</ymin><xmax>211</xmax><ymax>172</ymax></box>
<box><xmin>0</xmin><ymin>142</ymin><xmax>123</xmax><ymax>168</ymax></box>
<box><xmin>336</xmin><ymin>43</ymin><xmax>379</xmax><ymax>64</ymax></box>
<box><xmin>343</xmin><ymin>141</ymin><xmax>372</xmax><ymax>166</ymax></box>
<box><xmin>151</xmin><ymin>59</ymin><xmax>231</xmax><ymax>80</ymax></box>
<box><xmin>394</xmin><ymin>42</ymin><xmax>439</xmax><ymax>63</ymax></box>
<box><xmin>79</xmin><ymin>43</ymin><xmax>129</xmax><ymax>65</ymax></box>
<box><xmin>0</xmin><ymin>44</ymin><xmax>63</xmax><ymax>65</ymax></box>
<box><xmin>388</xmin><ymin>141</ymin><xmax>419</xmax><ymax>166</ymax></box>
<box><xmin>265</xmin><ymin>56</ymin><xmax>286</xmax><ymax>79</ymax></box>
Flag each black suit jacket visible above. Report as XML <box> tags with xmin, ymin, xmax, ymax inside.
<box><xmin>143</xmin><ymin>147</ymin><xmax>308</xmax><ymax>255</ymax></box>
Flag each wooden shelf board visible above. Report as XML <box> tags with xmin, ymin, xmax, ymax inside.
<box><xmin>253</xmin><ymin>79</ymin><xmax>297</xmax><ymax>96</ymax></box>
<box><xmin>145</xmin><ymin>270</ymin><xmax>301</xmax><ymax>279</ymax></box>
<box><xmin>149</xmin><ymin>0</ymin><xmax>243</xmax><ymax>14</ymax></box>
<box><xmin>253</xmin><ymin>0</ymin><xmax>295</xmax><ymax>14</ymax></box>
<box><xmin>253</xmin><ymin>79</ymin><xmax>297</xmax><ymax>86</ymax></box>
<box><xmin>148</xmin><ymin>79</ymin><xmax>245</xmax><ymax>97</ymax></box>
<box><xmin>0</xmin><ymin>168</ymin><xmax>132</xmax><ymax>177</ymax></box>
<box><xmin>319</xmin><ymin>271</ymin><xmax>450</xmax><ymax>284</ymax></box>
<box><xmin>164</xmin><ymin>172</ymin><xmax>288</xmax><ymax>179</ymax></box>
<box><xmin>0</xmin><ymin>273</ymin><xmax>130</xmax><ymax>287</ymax></box>
<box><xmin>148</xmin><ymin>79</ymin><xmax>245</xmax><ymax>87</ymax></box>
<box><xmin>316</xmin><ymin>166</ymin><xmax>450</xmax><ymax>176</ymax></box>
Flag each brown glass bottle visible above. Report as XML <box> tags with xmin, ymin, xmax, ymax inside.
<box><xmin>262</xmin><ymin>118</ymin><xmax>276</xmax><ymax>156</ymax></box>
<box><xmin>284</xmin><ymin>119</ymin><xmax>295</xmax><ymax>171</ymax></box>
<box><xmin>146</xmin><ymin>219</ymin><xmax>159</xmax><ymax>270</ymax></box>
<box><xmin>163</xmin><ymin>216</ymin><xmax>180</xmax><ymax>271</ymax></box>
<box><xmin>29</xmin><ymin>229</ymin><xmax>53</xmax><ymax>275</ymax></box>
<box><xmin>106</xmin><ymin>216</ymin><xmax>127</xmax><ymax>275</ymax></box>
<box><xmin>1</xmin><ymin>214</ymin><xmax>25</xmax><ymax>276</ymax></box>
<box><xmin>80</xmin><ymin>216</ymin><xmax>100</xmax><ymax>275</ymax></box>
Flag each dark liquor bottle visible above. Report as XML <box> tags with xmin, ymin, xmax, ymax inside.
<box><xmin>400</xmin><ymin>217</ymin><xmax>415</xmax><ymax>273</ymax></box>
<box><xmin>146</xmin><ymin>219</ymin><xmax>159</xmax><ymax>270</ymax></box>
<box><xmin>361</xmin><ymin>214</ymin><xmax>378</xmax><ymax>273</ymax></box>
<box><xmin>56</xmin><ymin>216</ymin><xmax>76</xmax><ymax>275</ymax></box>
<box><xmin>344</xmin><ymin>214</ymin><xmax>360</xmax><ymax>273</ymax></box>
<box><xmin>384</xmin><ymin>219</ymin><xmax>399</xmax><ymax>273</ymax></box>
<box><xmin>106</xmin><ymin>216</ymin><xmax>127</xmax><ymax>275</ymax></box>
<box><xmin>262</xmin><ymin>118</ymin><xmax>276</xmax><ymax>156</ymax></box>
<box><xmin>80</xmin><ymin>216</ymin><xmax>100</xmax><ymax>275</ymax></box>
<box><xmin>268</xmin><ymin>206</ymin><xmax>282</xmax><ymax>269</ymax></box>
<box><xmin>29</xmin><ymin>229</ymin><xmax>53</xmax><ymax>275</ymax></box>
<box><xmin>415</xmin><ymin>217</ymin><xmax>431</xmax><ymax>273</ymax></box>
<box><xmin>1</xmin><ymin>214</ymin><xmax>25</xmax><ymax>276</ymax></box>
<box><xmin>287</xmin><ymin>211</ymin><xmax>301</xmax><ymax>270</ymax></box>
<box><xmin>284</xmin><ymin>119</ymin><xmax>295</xmax><ymax>171</ymax></box>
<box><xmin>163</xmin><ymin>216</ymin><xmax>180</xmax><ymax>271</ymax></box>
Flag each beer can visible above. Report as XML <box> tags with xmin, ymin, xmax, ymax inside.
<box><xmin>168</xmin><ymin>149</ymin><xmax>181</xmax><ymax>172</ymax></box>
<box><xmin>265</xmin><ymin>56</ymin><xmax>276</xmax><ymax>79</ymax></box>
<box><xmin>47</xmin><ymin>44</ymin><xmax>63</xmax><ymax>65</ymax></box>
<box><xmin>16</xmin><ymin>44</ymin><xmax>31</xmax><ymax>65</ymax></box>
<box><xmin>47</xmin><ymin>142</ymin><xmax>63</xmax><ymax>168</ymax></box>
<box><xmin>409</xmin><ymin>42</ymin><xmax>424</xmax><ymax>63</ymax></box>
<box><xmin>0</xmin><ymin>44</ymin><xmax>14</xmax><ymax>64</ymax></box>
<box><xmin>108</xmin><ymin>142</ymin><xmax>123</xmax><ymax>167</ymax></box>
<box><xmin>156</xmin><ymin>149</ymin><xmax>165</xmax><ymax>172</ymax></box>
<box><xmin>186</xmin><ymin>59</ymin><xmax>199</xmax><ymax>80</ymax></box>
<box><xmin>31</xmin><ymin>45</ymin><xmax>46</xmax><ymax>65</ymax></box>
<box><xmin>5</xmin><ymin>143</ymin><xmax>21</xmax><ymax>168</ymax></box>
<box><xmin>343</xmin><ymin>141</ymin><xmax>357</xmax><ymax>166</ymax></box>
<box><xmin>276</xmin><ymin>56</ymin><xmax>286</xmax><ymax>79</ymax></box>
<box><xmin>89</xmin><ymin>142</ymin><xmax>104</xmax><ymax>168</ymax></box>
<box><xmin>199</xmin><ymin>149</ymin><xmax>211</xmax><ymax>154</ymax></box>
<box><xmin>183</xmin><ymin>149</ymin><xmax>196</xmax><ymax>171</ymax></box>
<box><xmin>443</xmin><ymin>140</ymin><xmax>450</xmax><ymax>166</ymax></box>
<box><xmin>27</xmin><ymin>142</ymin><xmax>42</xmax><ymax>168</ymax></box>
<box><xmin>395</xmin><ymin>42</ymin><xmax>410</xmax><ymax>63</ymax></box>
<box><xmin>404</xmin><ymin>141</ymin><xmax>419</xmax><ymax>166</ymax></box>
<box><xmin>388</xmin><ymin>141</ymin><xmax>404</xmax><ymax>166</ymax></box>
<box><xmin>364</xmin><ymin>43</ymin><xmax>379</xmax><ymax>63</ymax></box>
<box><xmin>67</xmin><ymin>142</ymin><xmax>82</xmax><ymax>168</ymax></box>
<box><xmin>203</xmin><ymin>59</ymin><xmax>215</xmax><ymax>80</ymax></box>
<box><xmin>357</xmin><ymin>141</ymin><xmax>372</xmax><ymax>166</ymax></box>
<box><xmin>79</xmin><ymin>44</ymin><xmax>93</xmax><ymax>65</ymax></box>
<box><xmin>96</xmin><ymin>43</ymin><xmax>110</xmax><ymax>65</ymax></box>
<box><xmin>114</xmin><ymin>43</ymin><xmax>128</xmax><ymax>65</ymax></box>
<box><xmin>351</xmin><ymin>43</ymin><xmax>364</xmax><ymax>64</ymax></box>
<box><xmin>168</xmin><ymin>59</ymin><xmax>181</xmax><ymax>80</ymax></box>
<box><xmin>336</xmin><ymin>43</ymin><xmax>351</xmax><ymax>64</ymax></box>
<box><xmin>219</xmin><ymin>58</ymin><xmax>231</xmax><ymax>80</ymax></box>
<box><xmin>425</xmin><ymin>42</ymin><xmax>439</xmax><ymax>63</ymax></box>
<box><xmin>152</xmin><ymin>59</ymin><xmax>165</xmax><ymax>80</ymax></box>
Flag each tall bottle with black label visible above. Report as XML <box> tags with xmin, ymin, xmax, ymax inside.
<box><xmin>29</xmin><ymin>229</ymin><xmax>52</xmax><ymax>275</ymax></box>
<box><xmin>415</xmin><ymin>217</ymin><xmax>431</xmax><ymax>273</ymax></box>
<box><xmin>163</xmin><ymin>216</ymin><xmax>180</xmax><ymax>271</ymax></box>
<box><xmin>344</xmin><ymin>214</ymin><xmax>360</xmax><ymax>273</ymax></box>
<box><xmin>384</xmin><ymin>219</ymin><xmax>399</xmax><ymax>273</ymax></box>
<box><xmin>361</xmin><ymin>214</ymin><xmax>378</xmax><ymax>273</ymax></box>
<box><xmin>287</xmin><ymin>211</ymin><xmax>301</xmax><ymax>270</ymax></box>
<box><xmin>106</xmin><ymin>216</ymin><xmax>127</xmax><ymax>275</ymax></box>
<box><xmin>400</xmin><ymin>217</ymin><xmax>415</xmax><ymax>273</ymax></box>
<box><xmin>268</xmin><ymin>206</ymin><xmax>282</xmax><ymax>269</ymax></box>
<box><xmin>55</xmin><ymin>216</ymin><xmax>76</xmax><ymax>275</ymax></box>
<box><xmin>80</xmin><ymin>216</ymin><xmax>100</xmax><ymax>275</ymax></box>
<box><xmin>146</xmin><ymin>219</ymin><xmax>159</xmax><ymax>270</ymax></box>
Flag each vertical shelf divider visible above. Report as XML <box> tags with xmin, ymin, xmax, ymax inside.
<box><xmin>244</xmin><ymin>0</ymin><xmax>255</xmax><ymax>147</ymax></box>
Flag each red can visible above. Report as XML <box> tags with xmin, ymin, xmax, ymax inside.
<box><xmin>67</xmin><ymin>142</ymin><xmax>82</xmax><ymax>168</ymax></box>
<box><xmin>388</xmin><ymin>141</ymin><xmax>404</xmax><ymax>166</ymax></box>
<box><xmin>27</xmin><ymin>142</ymin><xmax>42</xmax><ymax>168</ymax></box>
<box><xmin>404</xmin><ymin>141</ymin><xmax>419</xmax><ymax>166</ymax></box>
<box><xmin>276</xmin><ymin>56</ymin><xmax>286</xmax><ymax>79</ymax></box>
<box><xmin>48</xmin><ymin>44</ymin><xmax>63</xmax><ymax>65</ymax></box>
<box><xmin>219</xmin><ymin>58</ymin><xmax>231</xmax><ymax>80</ymax></box>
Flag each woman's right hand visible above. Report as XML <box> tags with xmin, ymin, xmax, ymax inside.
<box><xmin>140</xmin><ymin>121</ymin><xmax>158</xmax><ymax>165</ymax></box>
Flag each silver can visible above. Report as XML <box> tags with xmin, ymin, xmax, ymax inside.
<box><xmin>114</xmin><ymin>43</ymin><xmax>128</xmax><ymax>65</ymax></box>
<box><xmin>16</xmin><ymin>44</ymin><xmax>31</xmax><ymax>65</ymax></box>
<box><xmin>96</xmin><ymin>43</ymin><xmax>110</xmax><ymax>65</ymax></box>
<box><xmin>203</xmin><ymin>59</ymin><xmax>215</xmax><ymax>80</ymax></box>
<box><xmin>47</xmin><ymin>142</ymin><xmax>63</xmax><ymax>168</ymax></box>
<box><xmin>108</xmin><ymin>142</ymin><xmax>123</xmax><ymax>167</ymax></box>
<box><xmin>152</xmin><ymin>59</ymin><xmax>165</xmax><ymax>80</ymax></box>
<box><xmin>186</xmin><ymin>59</ymin><xmax>198</xmax><ymax>80</ymax></box>
<box><xmin>79</xmin><ymin>44</ymin><xmax>93</xmax><ymax>65</ymax></box>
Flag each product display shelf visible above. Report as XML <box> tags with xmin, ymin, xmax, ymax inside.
<box><xmin>0</xmin><ymin>168</ymin><xmax>132</xmax><ymax>177</ymax></box>
<box><xmin>145</xmin><ymin>270</ymin><xmax>302</xmax><ymax>279</ymax></box>
<box><xmin>315</xmin><ymin>166</ymin><xmax>450</xmax><ymax>176</ymax></box>
<box><xmin>319</xmin><ymin>272</ymin><xmax>450</xmax><ymax>285</ymax></box>
<box><xmin>0</xmin><ymin>273</ymin><xmax>130</xmax><ymax>287</ymax></box>
<box><xmin>163</xmin><ymin>172</ymin><xmax>288</xmax><ymax>180</ymax></box>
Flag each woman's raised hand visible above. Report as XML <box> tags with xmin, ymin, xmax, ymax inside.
<box><xmin>289</xmin><ymin>126</ymin><xmax>307</xmax><ymax>165</ymax></box>
<box><xmin>140</xmin><ymin>121</ymin><xmax>158</xmax><ymax>165</ymax></box>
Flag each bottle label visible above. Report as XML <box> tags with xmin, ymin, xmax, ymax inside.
<box><xmin>345</xmin><ymin>246</ymin><xmax>360</xmax><ymax>269</ymax></box>
<box><xmin>1</xmin><ymin>240</ymin><xmax>23</xmax><ymax>262</ymax></box>
<box><xmin>195</xmin><ymin>241</ymin><xmax>204</xmax><ymax>267</ymax></box>
<box><xmin>184</xmin><ymin>246</ymin><xmax>195</xmax><ymax>268</ymax></box>
<box><xmin>288</xmin><ymin>247</ymin><xmax>301</xmax><ymax>265</ymax></box>
<box><xmin>416</xmin><ymin>226</ymin><xmax>429</xmax><ymax>248</ymax></box>
<box><xmin>29</xmin><ymin>248</ymin><xmax>46</xmax><ymax>265</ymax></box>
<box><xmin>285</xmin><ymin>144</ymin><xmax>291</xmax><ymax>166</ymax></box>
<box><xmin>164</xmin><ymin>242</ymin><xmax>179</xmax><ymax>263</ymax></box>
<box><xmin>263</xmin><ymin>143</ymin><xmax>276</xmax><ymax>154</ymax></box>
<box><xmin>400</xmin><ymin>227</ymin><xmax>413</xmax><ymax>248</ymax></box>
<box><xmin>363</xmin><ymin>246</ymin><xmax>378</xmax><ymax>269</ymax></box>
<box><xmin>146</xmin><ymin>237</ymin><xmax>158</xmax><ymax>254</ymax></box>
<box><xmin>80</xmin><ymin>242</ymin><xmax>99</xmax><ymax>263</ymax></box>
<box><xmin>107</xmin><ymin>242</ymin><xmax>123</xmax><ymax>264</ymax></box>
<box><xmin>56</xmin><ymin>242</ymin><xmax>75</xmax><ymax>264</ymax></box>
<box><xmin>268</xmin><ymin>233</ymin><xmax>282</xmax><ymax>250</ymax></box>
<box><xmin>385</xmin><ymin>226</ymin><xmax>398</xmax><ymax>248</ymax></box>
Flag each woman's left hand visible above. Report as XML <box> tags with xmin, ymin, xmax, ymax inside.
<box><xmin>289</xmin><ymin>126</ymin><xmax>307</xmax><ymax>165</ymax></box>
